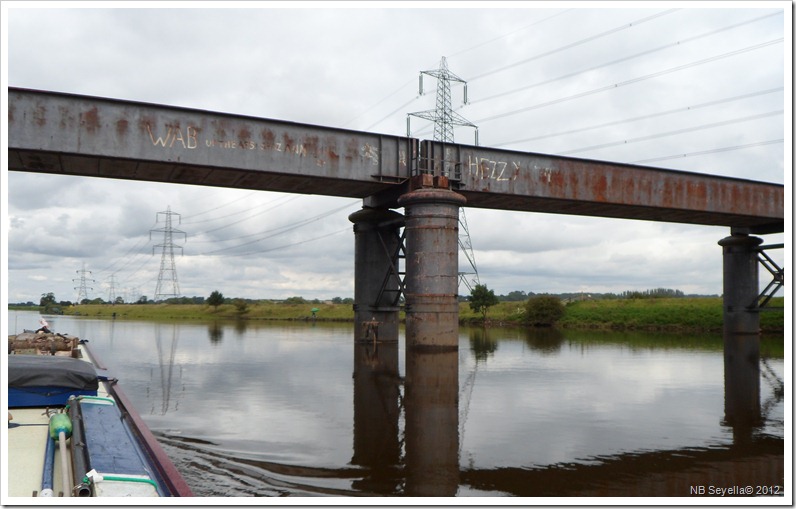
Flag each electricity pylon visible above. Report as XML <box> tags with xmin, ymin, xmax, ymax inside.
<box><xmin>407</xmin><ymin>56</ymin><xmax>479</xmax><ymax>145</ymax></box>
<box><xmin>150</xmin><ymin>206</ymin><xmax>186</xmax><ymax>301</ymax></box>
<box><xmin>73</xmin><ymin>262</ymin><xmax>95</xmax><ymax>304</ymax></box>
<box><xmin>107</xmin><ymin>274</ymin><xmax>118</xmax><ymax>303</ymax></box>
<box><xmin>407</xmin><ymin>56</ymin><xmax>481</xmax><ymax>293</ymax></box>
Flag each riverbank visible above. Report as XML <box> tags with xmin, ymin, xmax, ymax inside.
<box><xmin>13</xmin><ymin>297</ymin><xmax>785</xmax><ymax>333</ymax></box>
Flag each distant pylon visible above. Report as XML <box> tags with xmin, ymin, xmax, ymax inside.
<box><xmin>107</xmin><ymin>274</ymin><xmax>118</xmax><ymax>303</ymax></box>
<box><xmin>150</xmin><ymin>206</ymin><xmax>186</xmax><ymax>301</ymax></box>
<box><xmin>73</xmin><ymin>262</ymin><xmax>95</xmax><ymax>304</ymax></box>
<box><xmin>407</xmin><ymin>56</ymin><xmax>480</xmax><ymax>293</ymax></box>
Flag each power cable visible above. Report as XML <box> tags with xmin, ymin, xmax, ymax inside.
<box><xmin>493</xmin><ymin>87</ymin><xmax>783</xmax><ymax>147</ymax></box>
<box><xmin>474</xmin><ymin>38</ymin><xmax>783</xmax><ymax>125</ymax></box>
<box><xmin>448</xmin><ymin>9</ymin><xmax>572</xmax><ymax>59</ymax></box>
<box><xmin>471</xmin><ymin>11</ymin><xmax>782</xmax><ymax>105</ymax></box>
<box><xmin>342</xmin><ymin>78</ymin><xmax>416</xmax><ymax>129</ymax></box>
<box><xmin>198</xmin><ymin>200</ymin><xmax>358</xmax><ymax>255</ymax></box>
<box><xmin>631</xmin><ymin>139</ymin><xmax>784</xmax><ymax>164</ymax></box>
<box><xmin>219</xmin><ymin>226</ymin><xmax>351</xmax><ymax>258</ymax></box>
<box><xmin>190</xmin><ymin>195</ymin><xmax>302</xmax><ymax>236</ymax></box>
<box><xmin>181</xmin><ymin>190</ymin><xmax>260</xmax><ymax>221</ymax></box>
<box><xmin>559</xmin><ymin>110</ymin><xmax>783</xmax><ymax>156</ymax></box>
<box><xmin>93</xmin><ymin>220</ymin><xmax>158</xmax><ymax>276</ymax></box>
<box><xmin>353</xmin><ymin>9</ymin><xmax>570</xmax><ymax>133</ymax></box>
<box><xmin>467</xmin><ymin>8</ymin><xmax>679</xmax><ymax>82</ymax></box>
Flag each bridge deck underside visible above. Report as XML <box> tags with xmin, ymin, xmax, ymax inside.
<box><xmin>9</xmin><ymin>148</ymin><xmax>783</xmax><ymax>233</ymax></box>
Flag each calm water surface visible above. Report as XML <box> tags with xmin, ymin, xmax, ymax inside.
<box><xmin>8</xmin><ymin>311</ymin><xmax>785</xmax><ymax>498</ymax></box>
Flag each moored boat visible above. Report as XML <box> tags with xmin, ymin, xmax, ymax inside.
<box><xmin>7</xmin><ymin>332</ymin><xmax>193</xmax><ymax>497</ymax></box>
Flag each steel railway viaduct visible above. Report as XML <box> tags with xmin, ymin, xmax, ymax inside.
<box><xmin>9</xmin><ymin>88</ymin><xmax>785</xmax><ymax>452</ymax></box>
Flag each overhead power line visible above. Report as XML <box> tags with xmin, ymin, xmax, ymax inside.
<box><xmin>471</xmin><ymin>11</ymin><xmax>782</xmax><ymax>105</ymax></box>
<box><xmin>631</xmin><ymin>139</ymin><xmax>784</xmax><ymax>165</ymax></box>
<box><xmin>198</xmin><ymin>200</ymin><xmax>358</xmax><ymax>255</ymax></box>
<box><xmin>559</xmin><ymin>110</ymin><xmax>784</xmax><ymax>156</ymax></box>
<box><xmin>181</xmin><ymin>190</ymin><xmax>261</xmax><ymax>222</ymax></box>
<box><xmin>449</xmin><ymin>8</ymin><xmax>572</xmax><ymax>59</ymax></box>
<box><xmin>493</xmin><ymin>87</ymin><xmax>784</xmax><ymax>147</ymax></box>
<box><xmin>475</xmin><ymin>37</ymin><xmax>783</xmax><ymax>125</ymax></box>
<box><xmin>467</xmin><ymin>8</ymin><xmax>679</xmax><ymax>82</ymax></box>
<box><xmin>220</xmin><ymin>227</ymin><xmax>351</xmax><ymax>258</ymax></box>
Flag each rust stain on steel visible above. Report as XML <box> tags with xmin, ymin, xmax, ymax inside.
<box><xmin>282</xmin><ymin>132</ymin><xmax>296</xmax><ymax>154</ymax></box>
<box><xmin>261</xmin><ymin>128</ymin><xmax>276</xmax><ymax>149</ymax></box>
<box><xmin>116</xmin><ymin>118</ymin><xmax>129</xmax><ymax>137</ymax></box>
<box><xmin>81</xmin><ymin>107</ymin><xmax>100</xmax><ymax>133</ymax></box>
<box><xmin>137</xmin><ymin>116</ymin><xmax>154</xmax><ymax>133</ymax></box>
<box><xmin>303</xmin><ymin>135</ymin><xmax>320</xmax><ymax>159</ymax></box>
<box><xmin>213</xmin><ymin>118</ymin><xmax>227</xmax><ymax>139</ymax></box>
<box><xmin>33</xmin><ymin>103</ymin><xmax>46</xmax><ymax>127</ymax></box>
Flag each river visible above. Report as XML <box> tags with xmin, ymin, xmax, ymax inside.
<box><xmin>7</xmin><ymin>310</ymin><xmax>786</xmax><ymax>498</ymax></box>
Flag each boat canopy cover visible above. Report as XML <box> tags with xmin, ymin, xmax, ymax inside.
<box><xmin>8</xmin><ymin>355</ymin><xmax>98</xmax><ymax>391</ymax></box>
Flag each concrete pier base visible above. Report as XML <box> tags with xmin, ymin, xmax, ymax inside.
<box><xmin>718</xmin><ymin>233</ymin><xmax>762</xmax><ymax>429</ymax></box>
<box><xmin>349</xmin><ymin>207</ymin><xmax>405</xmax><ymax>343</ymax></box>
<box><xmin>398</xmin><ymin>180</ymin><xmax>466</xmax><ymax>351</ymax></box>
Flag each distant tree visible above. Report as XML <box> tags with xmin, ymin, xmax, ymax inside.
<box><xmin>502</xmin><ymin>290</ymin><xmax>529</xmax><ymax>302</ymax></box>
<box><xmin>469</xmin><ymin>284</ymin><xmax>500</xmax><ymax>321</ymax></box>
<box><xmin>40</xmin><ymin>292</ymin><xmax>57</xmax><ymax>308</ymax></box>
<box><xmin>233</xmin><ymin>299</ymin><xmax>249</xmax><ymax>315</ymax></box>
<box><xmin>207</xmin><ymin>290</ymin><xmax>225</xmax><ymax>309</ymax></box>
<box><xmin>524</xmin><ymin>295</ymin><xmax>565</xmax><ymax>327</ymax></box>
<box><xmin>137</xmin><ymin>295</ymin><xmax>149</xmax><ymax>304</ymax></box>
<box><xmin>284</xmin><ymin>296</ymin><xmax>307</xmax><ymax>305</ymax></box>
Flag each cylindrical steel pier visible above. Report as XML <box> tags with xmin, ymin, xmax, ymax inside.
<box><xmin>398</xmin><ymin>186</ymin><xmax>466</xmax><ymax>350</ymax></box>
<box><xmin>349</xmin><ymin>207</ymin><xmax>405</xmax><ymax>343</ymax></box>
<box><xmin>718</xmin><ymin>233</ymin><xmax>762</xmax><ymax>428</ymax></box>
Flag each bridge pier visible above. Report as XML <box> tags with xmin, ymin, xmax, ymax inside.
<box><xmin>349</xmin><ymin>207</ymin><xmax>405</xmax><ymax>343</ymax></box>
<box><xmin>719</xmin><ymin>232</ymin><xmax>763</xmax><ymax>429</ymax></box>
<box><xmin>398</xmin><ymin>176</ymin><xmax>466</xmax><ymax>351</ymax></box>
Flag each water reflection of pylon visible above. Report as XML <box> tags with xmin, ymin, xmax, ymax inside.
<box><xmin>760</xmin><ymin>358</ymin><xmax>784</xmax><ymax>421</ymax></box>
<box><xmin>153</xmin><ymin>324</ymin><xmax>181</xmax><ymax>415</ymax></box>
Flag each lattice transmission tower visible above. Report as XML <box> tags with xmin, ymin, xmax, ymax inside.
<box><xmin>73</xmin><ymin>262</ymin><xmax>95</xmax><ymax>304</ymax></box>
<box><xmin>407</xmin><ymin>56</ymin><xmax>481</xmax><ymax>293</ymax></box>
<box><xmin>106</xmin><ymin>274</ymin><xmax>118</xmax><ymax>304</ymax></box>
<box><xmin>150</xmin><ymin>206</ymin><xmax>186</xmax><ymax>301</ymax></box>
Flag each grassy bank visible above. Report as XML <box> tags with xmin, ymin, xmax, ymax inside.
<box><xmin>48</xmin><ymin>296</ymin><xmax>785</xmax><ymax>333</ymax></box>
<box><xmin>557</xmin><ymin>297</ymin><xmax>784</xmax><ymax>332</ymax></box>
<box><xmin>61</xmin><ymin>302</ymin><xmax>354</xmax><ymax>322</ymax></box>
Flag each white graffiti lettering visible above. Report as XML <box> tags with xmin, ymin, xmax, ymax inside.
<box><xmin>146</xmin><ymin>124</ymin><xmax>198</xmax><ymax>149</ymax></box>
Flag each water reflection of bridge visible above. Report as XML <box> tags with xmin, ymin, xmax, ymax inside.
<box><xmin>149</xmin><ymin>322</ymin><xmax>783</xmax><ymax>497</ymax></box>
<box><xmin>158</xmin><ymin>407</ymin><xmax>783</xmax><ymax>497</ymax></box>
<box><xmin>348</xmin><ymin>337</ymin><xmax>784</xmax><ymax>497</ymax></box>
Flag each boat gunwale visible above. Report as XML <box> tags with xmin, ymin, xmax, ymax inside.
<box><xmin>79</xmin><ymin>339</ymin><xmax>194</xmax><ymax>497</ymax></box>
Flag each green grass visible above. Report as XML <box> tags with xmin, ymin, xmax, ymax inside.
<box><xmin>42</xmin><ymin>297</ymin><xmax>785</xmax><ymax>334</ymax></box>
<box><xmin>65</xmin><ymin>302</ymin><xmax>354</xmax><ymax>321</ymax></box>
<box><xmin>557</xmin><ymin>297</ymin><xmax>784</xmax><ymax>333</ymax></box>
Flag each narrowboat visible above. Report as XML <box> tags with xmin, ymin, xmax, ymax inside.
<box><xmin>7</xmin><ymin>332</ymin><xmax>193</xmax><ymax>497</ymax></box>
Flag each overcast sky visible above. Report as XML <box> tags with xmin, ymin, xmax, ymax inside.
<box><xmin>2</xmin><ymin>1</ymin><xmax>791</xmax><ymax>305</ymax></box>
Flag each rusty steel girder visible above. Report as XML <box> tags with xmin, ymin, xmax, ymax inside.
<box><xmin>8</xmin><ymin>88</ymin><xmax>783</xmax><ymax>233</ymax></box>
<box><xmin>420</xmin><ymin>141</ymin><xmax>784</xmax><ymax>233</ymax></box>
